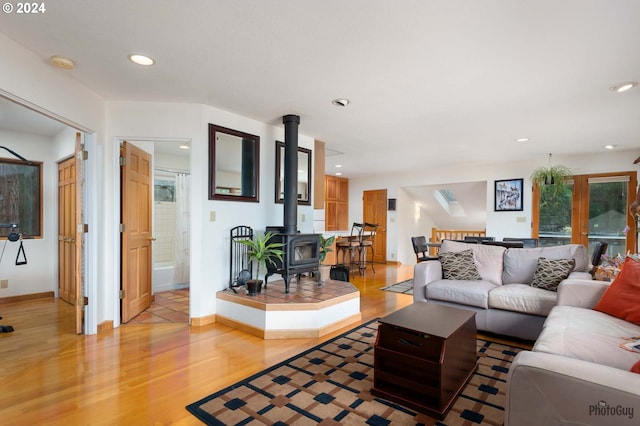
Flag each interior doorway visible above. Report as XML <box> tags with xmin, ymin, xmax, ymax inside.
<box><xmin>119</xmin><ymin>139</ymin><xmax>191</xmax><ymax>324</ymax></box>
<box><xmin>149</xmin><ymin>140</ymin><xmax>191</xmax><ymax>323</ymax></box>
<box><xmin>363</xmin><ymin>189</ymin><xmax>387</xmax><ymax>263</ymax></box>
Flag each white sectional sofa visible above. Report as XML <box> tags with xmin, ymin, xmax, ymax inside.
<box><xmin>413</xmin><ymin>240</ymin><xmax>591</xmax><ymax>340</ymax></box>
<box><xmin>505</xmin><ymin>278</ymin><xmax>640</xmax><ymax>426</ymax></box>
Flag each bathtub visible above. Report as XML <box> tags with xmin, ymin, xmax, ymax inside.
<box><xmin>152</xmin><ymin>262</ymin><xmax>189</xmax><ymax>293</ymax></box>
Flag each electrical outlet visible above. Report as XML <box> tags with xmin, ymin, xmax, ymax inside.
<box><xmin>301</xmin><ymin>214</ymin><xmax>306</xmax><ymax>222</ymax></box>
<box><xmin>0</xmin><ymin>280</ymin><xmax>8</xmax><ymax>289</ymax></box>
<box><xmin>210</xmin><ymin>211</ymin><xmax>216</xmax><ymax>222</ymax></box>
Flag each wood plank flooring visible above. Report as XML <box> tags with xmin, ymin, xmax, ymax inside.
<box><xmin>0</xmin><ymin>263</ymin><xmax>414</xmax><ymax>425</ymax></box>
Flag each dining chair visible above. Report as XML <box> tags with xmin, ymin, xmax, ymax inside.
<box><xmin>359</xmin><ymin>223</ymin><xmax>378</xmax><ymax>273</ymax></box>
<box><xmin>336</xmin><ymin>223</ymin><xmax>363</xmax><ymax>275</ymax></box>
<box><xmin>411</xmin><ymin>236</ymin><xmax>438</xmax><ymax>263</ymax></box>
<box><xmin>590</xmin><ymin>241</ymin><xmax>609</xmax><ymax>277</ymax></box>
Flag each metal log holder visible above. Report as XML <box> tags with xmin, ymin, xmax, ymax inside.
<box><xmin>229</xmin><ymin>226</ymin><xmax>253</xmax><ymax>293</ymax></box>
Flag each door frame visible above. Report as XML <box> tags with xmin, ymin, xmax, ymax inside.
<box><xmin>112</xmin><ymin>137</ymin><xmax>192</xmax><ymax>327</ymax></box>
<box><xmin>362</xmin><ymin>188</ymin><xmax>388</xmax><ymax>263</ymax></box>
<box><xmin>532</xmin><ymin>171</ymin><xmax>637</xmax><ymax>254</ymax></box>
<box><xmin>0</xmin><ymin>90</ymin><xmax>98</xmax><ymax>334</ymax></box>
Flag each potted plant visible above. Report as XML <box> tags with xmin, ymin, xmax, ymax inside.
<box><xmin>530</xmin><ymin>153</ymin><xmax>573</xmax><ymax>197</ymax></box>
<box><xmin>237</xmin><ymin>231</ymin><xmax>284</xmax><ymax>295</ymax></box>
<box><xmin>319</xmin><ymin>235</ymin><xmax>336</xmax><ymax>264</ymax></box>
<box><xmin>318</xmin><ymin>234</ymin><xmax>336</xmax><ymax>283</ymax></box>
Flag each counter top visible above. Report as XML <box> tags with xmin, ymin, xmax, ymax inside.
<box><xmin>317</xmin><ymin>230</ymin><xmax>351</xmax><ymax>237</ymax></box>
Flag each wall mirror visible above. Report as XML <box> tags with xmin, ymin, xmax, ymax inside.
<box><xmin>275</xmin><ymin>141</ymin><xmax>311</xmax><ymax>205</ymax></box>
<box><xmin>208</xmin><ymin>124</ymin><xmax>260</xmax><ymax>202</ymax></box>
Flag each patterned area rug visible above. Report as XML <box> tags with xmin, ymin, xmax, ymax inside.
<box><xmin>380</xmin><ymin>279</ymin><xmax>413</xmax><ymax>294</ymax></box>
<box><xmin>186</xmin><ymin>319</ymin><xmax>522</xmax><ymax>425</ymax></box>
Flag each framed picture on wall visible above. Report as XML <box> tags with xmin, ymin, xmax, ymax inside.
<box><xmin>494</xmin><ymin>178</ymin><xmax>523</xmax><ymax>212</ymax></box>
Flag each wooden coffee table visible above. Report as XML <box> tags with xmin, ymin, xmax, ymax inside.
<box><xmin>371</xmin><ymin>302</ymin><xmax>477</xmax><ymax>419</ymax></box>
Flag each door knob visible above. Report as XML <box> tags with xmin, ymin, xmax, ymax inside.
<box><xmin>150</xmin><ymin>236</ymin><xmax>157</xmax><ymax>241</ymax></box>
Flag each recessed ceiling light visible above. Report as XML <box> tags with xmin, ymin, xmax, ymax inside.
<box><xmin>604</xmin><ymin>144</ymin><xmax>616</xmax><ymax>150</ymax></box>
<box><xmin>50</xmin><ymin>55</ymin><xmax>75</xmax><ymax>70</ymax></box>
<box><xmin>129</xmin><ymin>54</ymin><xmax>155</xmax><ymax>66</ymax></box>
<box><xmin>179</xmin><ymin>144</ymin><xmax>190</xmax><ymax>150</ymax></box>
<box><xmin>335</xmin><ymin>164</ymin><xmax>342</xmax><ymax>168</ymax></box>
<box><xmin>335</xmin><ymin>172</ymin><xmax>342</xmax><ymax>176</ymax></box>
<box><xmin>515</xmin><ymin>138</ymin><xmax>530</xmax><ymax>142</ymax></box>
<box><xmin>332</xmin><ymin>98</ymin><xmax>350</xmax><ymax>107</ymax></box>
<box><xmin>609</xmin><ymin>81</ymin><xmax>638</xmax><ymax>93</ymax></box>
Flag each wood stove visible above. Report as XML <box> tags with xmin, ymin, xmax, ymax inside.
<box><xmin>264</xmin><ymin>115</ymin><xmax>321</xmax><ymax>293</ymax></box>
<box><xmin>265</xmin><ymin>227</ymin><xmax>320</xmax><ymax>293</ymax></box>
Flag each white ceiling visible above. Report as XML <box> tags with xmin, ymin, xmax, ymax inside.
<box><xmin>0</xmin><ymin>0</ymin><xmax>639</xmax><ymax>178</ymax></box>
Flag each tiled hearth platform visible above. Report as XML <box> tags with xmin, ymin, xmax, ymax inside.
<box><xmin>216</xmin><ymin>277</ymin><xmax>361</xmax><ymax>339</ymax></box>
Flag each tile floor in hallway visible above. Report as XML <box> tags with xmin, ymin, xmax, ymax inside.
<box><xmin>124</xmin><ymin>288</ymin><xmax>190</xmax><ymax>324</ymax></box>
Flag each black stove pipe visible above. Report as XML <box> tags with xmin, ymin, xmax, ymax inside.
<box><xmin>282</xmin><ymin>114</ymin><xmax>300</xmax><ymax>235</ymax></box>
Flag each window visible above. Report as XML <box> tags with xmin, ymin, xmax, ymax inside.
<box><xmin>533</xmin><ymin>172</ymin><xmax>637</xmax><ymax>256</ymax></box>
<box><xmin>0</xmin><ymin>158</ymin><xmax>42</xmax><ymax>239</ymax></box>
<box><xmin>154</xmin><ymin>179</ymin><xmax>176</xmax><ymax>202</ymax></box>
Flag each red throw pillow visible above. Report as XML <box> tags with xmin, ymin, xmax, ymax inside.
<box><xmin>632</xmin><ymin>360</ymin><xmax>640</xmax><ymax>374</ymax></box>
<box><xmin>593</xmin><ymin>257</ymin><xmax>640</xmax><ymax>325</ymax></box>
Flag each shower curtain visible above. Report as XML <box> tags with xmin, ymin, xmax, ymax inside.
<box><xmin>173</xmin><ymin>173</ymin><xmax>190</xmax><ymax>285</ymax></box>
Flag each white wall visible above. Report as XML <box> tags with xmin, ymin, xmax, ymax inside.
<box><xmin>0</xmin><ymin>130</ymin><xmax>61</xmax><ymax>296</ymax></box>
<box><xmin>106</xmin><ymin>101</ymin><xmax>316</xmax><ymax>321</ymax></box>
<box><xmin>0</xmin><ymin>32</ymin><xmax>106</xmax><ymax>332</ymax></box>
<box><xmin>349</xmin><ymin>150</ymin><xmax>640</xmax><ymax>265</ymax></box>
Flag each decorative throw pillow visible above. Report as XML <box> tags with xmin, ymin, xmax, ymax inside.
<box><xmin>530</xmin><ymin>257</ymin><xmax>576</xmax><ymax>291</ymax></box>
<box><xmin>632</xmin><ymin>360</ymin><xmax>640</xmax><ymax>374</ymax></box>
<box><xmin>439</xmin><ymin>249</ymin><xmax>482</xmax><ymax>280</ymax></box>
<box><xmin>593</xmin><ymin>257</ymin><xmax>640</xmax><ymax>325</ymax></box>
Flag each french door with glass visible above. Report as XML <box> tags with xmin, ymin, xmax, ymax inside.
<box><xmin>532</xmin><ymin>172</ymin><xmax>637</xmax><ymax>258</ymax></box>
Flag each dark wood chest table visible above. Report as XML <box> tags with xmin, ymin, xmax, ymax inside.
<box><xmin>371</xmin><ymin>302</ymin><xmax>477</xmax><ymax>419</ymax></box>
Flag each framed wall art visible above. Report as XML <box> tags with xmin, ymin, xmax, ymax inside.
<box><xmin>494</xmin><ymin>178</ymin><xmax>523</xmax><ymax>212</ymax></box>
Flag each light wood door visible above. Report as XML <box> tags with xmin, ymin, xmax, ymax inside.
<box><xmin>363</xmin><ymin>189</ymin><xmax>387</xmax><ymax>263</ymax></box>
<box><xmin>58</xmin><ymin>157</ymin><xmax>76</xmax><ymax>305</ymax></box>
<box><xmin>57</xmin><ymin>133</ymin><xmax>85</xmax><ymax>334</ymax></box>
<box><xmin>121</xmin><ymin>142</ymin><xmax>152</xmax><ymax>323</ymax></box>
<box><xmin>533</xmin><ymin>171</ymin><xmax>637</xmax><ymax>256</ymax></box>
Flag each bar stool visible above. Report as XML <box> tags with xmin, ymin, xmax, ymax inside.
<box><xmin>359</xmin><ymin>223</ymin><xmax>378</xmax><ymax>273</ymax></box>
<box><xmin>336</xmin><ymin>223</ymin><xmax>364</xmax><ymax>275</ymax></box>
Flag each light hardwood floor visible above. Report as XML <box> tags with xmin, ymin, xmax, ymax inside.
<box><xmin>0</xmin><ymin>263</ymin><xmax>415</xmax><ymax>425</ymax></box>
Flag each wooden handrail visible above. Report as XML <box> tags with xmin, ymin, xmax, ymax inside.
<box><xmin>430</xmin><ymin>228</ymin><xmax>487</xmax><ymax>255</ymax></box>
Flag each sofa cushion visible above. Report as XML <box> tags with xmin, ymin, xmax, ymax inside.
<box><xmin>593</xmin><ymin>256</ymin><xmax>640</xmax><ymax>325</ymax></box>
<box><xmin>530</xmin><ymin>257</ymin><xmax>576</xmax><ymax>291</ymax></box>
<box><xmin>534</xmin><ymin>306</ymin><xmax>640</xmax><ymax>370</ymax></box>
<box><xmin>426</xmin><ymin>279</ymin><xmax>497</xmax><ymax>309</ymax></box>
<box><xmin>440</xmin><ymin>240</ymin><xmax>505</xmax><ymax>285</ymax></box>
<box><xmin>502</xmin><ymin>244</ymin><xmax>588</xmax><ymax>285</ymax></box>
<box><xmin>488</xmin><ymin>284</ymin><xmax>557</xmax><ymax>316</ymax></box>
<box><xmin>438</xmin><ymin>249</ymin><xmax>481</xmax><ymax>280</ymax></box>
